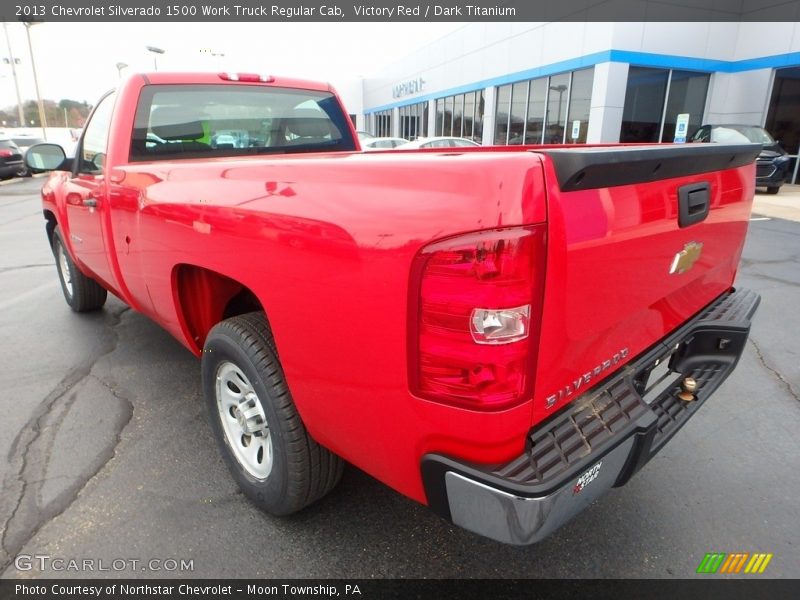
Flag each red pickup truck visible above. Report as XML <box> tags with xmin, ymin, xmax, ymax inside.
<box><xmin>27</xmin><ymin>72</ymin><xmax>760</xmax><ymax>545</ymax></box>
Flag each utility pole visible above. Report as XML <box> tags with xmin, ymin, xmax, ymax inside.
<box><xmin>2</xmin><ymin>22</ymin><xmax>25</xmax><ymax>128</ymax></box>
<box><xmin>23</xmin><ymin>21</ymin><xmax>47</xmax><ymax>140</ymax></box>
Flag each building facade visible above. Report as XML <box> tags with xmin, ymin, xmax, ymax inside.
<box><xmin>361</xmin><ymin>22</ymin><xmax>800</xmax><ymax>179</ymax></box>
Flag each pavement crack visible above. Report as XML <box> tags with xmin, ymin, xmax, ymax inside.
<box><xmin>0</xmin><ymin>305</ymin><xmax>133</xmax><ymax>573</ymax></box>
<box><xmin>746</xmin><ymin>272</ymin><xmax>800</xmax><ymax>288</ymax></box>
<box><xmin>0</xmin><ymin>263</ymin><xmax>52</xmax><ymax>274</ymax></box>
<box><xmin>749</xmin><ymin>338</ymin><xmax>800</xmax><ymax>404</ymax></box>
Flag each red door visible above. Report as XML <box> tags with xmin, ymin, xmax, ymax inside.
<box><xmin>64</xmin><ymin>172</ymin><xmax>111</xmax><ymax>285</ymax></box>
<box><xmin>64</xmin><ymin>91</ymin><xmax>117</xmax><ymax>287</ymax></box>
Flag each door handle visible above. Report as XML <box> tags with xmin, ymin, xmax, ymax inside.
<box><xmin>83</xmin><ymin>198</ymin><xmax>98</xmax><ymax>208</ymax></box>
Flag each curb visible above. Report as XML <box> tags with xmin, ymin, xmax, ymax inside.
<box><xmin>0</xmin><ymin>177</ymin><xmax>23</xmax><ymax>187</ymax></box>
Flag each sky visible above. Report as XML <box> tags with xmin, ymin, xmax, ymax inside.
<box><xmin>0</xmin><ymin>21</ymin><xmax>463</xmax><ymax>115</ymax></box>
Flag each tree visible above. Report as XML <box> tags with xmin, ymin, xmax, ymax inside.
<box><xmin>2</xmin><ymin>98</ymin><xmax>92</xmax><ymax>128</ymax></box>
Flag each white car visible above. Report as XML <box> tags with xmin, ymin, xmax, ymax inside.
<box><xmin>396</xmin><ymin>136</ymin><xmax>480</xmax><ymax>149</ymax></box>
<box><xmin>360</xmin><ymin>137</ymin><xmax>409</xmax><ymax>151</ymax></box>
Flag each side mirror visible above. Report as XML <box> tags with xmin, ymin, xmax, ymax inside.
<box><xmin>25</xmin><ymin>143</ymin><xmax>67</xmax><ymax>172</ymax></box>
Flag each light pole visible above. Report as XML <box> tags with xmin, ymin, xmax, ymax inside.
<box><xmin>2</xmin><ymin>22</ymin><xmax>25</xmax><ymax>128</ymax></box>
<box><xmin>146</xmin><ymin>45</ymin><xmax>165</xmax><ymax>71</ymax></box>
<box><xmin>23</xmin><ymin>21</ymin><xmax>47</xmax><ymax>140</ymax></box>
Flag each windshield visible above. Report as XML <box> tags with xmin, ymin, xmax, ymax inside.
<box><xmin>131</xmin><ymin>84</ymin><xmax>356</xmax><ymax>161</ymax></box>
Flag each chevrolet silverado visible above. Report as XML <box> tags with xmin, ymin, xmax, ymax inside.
<box><xmin>26</xmin><ymin>71</ymin><xmax>761</xmax><ymax>544</ymax></box>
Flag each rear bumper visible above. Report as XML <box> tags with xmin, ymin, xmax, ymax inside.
<box><xmin>421</xmin><ymin>288</ymin><xmax>760</xmax><ymax>545</ymax></box>
<box><xmin>0</xmin><ymin>162</ymin><xmax>23</xmax><ymax>178</ymax></box>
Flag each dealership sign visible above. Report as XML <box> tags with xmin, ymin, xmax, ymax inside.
<box><xmin>392</xmin><ymin>77</ymin><xmax>425</xmax><ymax>99</ymax></box>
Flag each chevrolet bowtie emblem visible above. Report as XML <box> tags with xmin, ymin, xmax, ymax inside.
<box><xmin>670</xmin><ymin>241</ymin><xmax>703</xmax><ymax>274</ymax></box>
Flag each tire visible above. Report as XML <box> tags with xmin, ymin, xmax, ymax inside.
<box><xmin>52</xmin><ymin>225</ymin><xmax>108</xmax><ymax>312</ymax></box>
<box><xmin>202</xmin><ymin>312</ymin><xmax>343</xmax><ymax>516</ymax></box>
<box><xmin>766</xmin><ymin>186</ymin><xmax>780</xmax><ymax>195</ymax></box>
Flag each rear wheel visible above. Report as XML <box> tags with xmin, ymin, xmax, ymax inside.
<box><xmin>52</xmin><ymin>225</ymin><xmax>107</xmax><ymax>312</ymax></box>
<box><xmin>202</xmin><ymin>312</ymin><xmax>343</xmax><ymax>515</ymax></box>
<box><xmin>766</xmin><ymin>186</ymin><xmax>780</xmax><ymax>195</ymax></box>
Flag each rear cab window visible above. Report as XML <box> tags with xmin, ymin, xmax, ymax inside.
<box><xmin>130</xmin><ymin>84</ymin><xmax>356</xmax><ymax>161</ymax></box>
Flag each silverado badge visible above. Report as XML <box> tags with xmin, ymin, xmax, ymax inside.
<box><xmin>670</xmin><ymin>241</ymin><xmax>703</xmax><ymax>274</ymax></box>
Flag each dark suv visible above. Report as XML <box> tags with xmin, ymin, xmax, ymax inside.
<box><xmin>691</xmin><ymin>124</ymin><xmax>791</xmax><ymax>194</ymax></box>
<box><xmin>0</xmin><ymin>139</ymin><xmax>24</xmax><ymax>180</ymax></box>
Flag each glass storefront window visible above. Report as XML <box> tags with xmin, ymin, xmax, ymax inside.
<box><xmin>434</xmin><ymin>92</ymin><xmax>485</xmax><ymax>139</ymax></box>
<box><xmin>493</xmin><ymin>67</ymin><xmax>593</xmax><ymax>146</ymax></box>
<box><xmin>766</xmin><ymin>66</ymin><xmax>800</xmax><ymax>156</ymax></box>
<box><xmin>525</xmin><ymin>78</ymin><xmax>547</xmax><ymax>144</ymax></box>
<box><xmin>509</xmin><ymin>81</ymin><xmax>528</xmax><ymax>144</ymax></box>
<box><xmin>494</xmin><ymin>84</ymin><xmax>512</xmax><ymax>144</ymax></box>
<box><xmin>566</xmin><ymin>68</ymin><xmax>594</xmax><ymax>144</ymax></box>
<box><xmin>371</xmin><ymin>109</ymin><xmax>392</xmax><ymax>137</ymax></box>
<box><xmin>464</xmin><ymin>92</ymin><xmax>475</xmax><ymax>141</ymax></box>
<box><xmin>475</xmin><ymin>90</ymin><xmax>485</xmax><ymax>143</ymax></box>
<box><xmin>621</xmin><ymin>67</ymin><xmax>709</xmax><ymax>142</ymax></box>
<box><xmin>453</xmin><ymin>94</ymin><xmax>464</xmax><ymax>138</ymax></box>
<box><xmin>620</xmin><ymin>67</ymin><xmax>668</xmax><ymax>142</ymax></box>
<box><xmin>662</xmin><ymin>70</ymin><xmax>709</xmax><ymax>142</ymax></box>
<box><xmin>398</xmin><ymin>101</ymin><xmax>428</xmax><ymax>140</ymax></box>
<box><xmin>545</xmin><ymin>73</ymin><xmax>570</xmax><ymax>144</ymax></box>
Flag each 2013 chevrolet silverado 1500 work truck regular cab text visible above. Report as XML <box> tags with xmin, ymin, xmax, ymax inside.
<box><xmin>27</xmin><ymin>72</ymin><xmax>761</xmax><ymax>545</ymax></box>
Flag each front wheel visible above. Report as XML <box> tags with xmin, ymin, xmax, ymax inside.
<box><xmin>766</xmin><ymin>186</ymin><xmax>780</xmax><ymax>195</ymax></box>
<box><xmin>202</xmin><ymin>312</ymin><xmax>343</xmax><ymax>515</ymax></box>
<box><xmin>52</xmin><ymin>225</ymin><xmax>107</xmax><ymax>312</ymax></box>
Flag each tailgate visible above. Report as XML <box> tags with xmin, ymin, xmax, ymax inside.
<box><xmin>531</xmin><ymin>143</ymin><xmax>760</xmax><ymax>424</ymax></box>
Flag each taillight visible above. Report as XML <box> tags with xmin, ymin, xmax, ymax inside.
<box><xmin>0</xmin><ymin>149</ymin><xmax>12</xmax><ymax>158</ymax></box>
<box><xmin>409</xmin><ymin>226</ymin><xmax>546</xmax><ymax>411</ymax></box>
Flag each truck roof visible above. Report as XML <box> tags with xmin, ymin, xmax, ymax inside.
<box><xmin>136</xmin><ymin>71</ymin><xmax>333</xmax><ymax>92</ymax></box>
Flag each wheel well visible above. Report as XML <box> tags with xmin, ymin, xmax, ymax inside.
<box><xmin>44</xmin><ymin>210</ymin><xmax>57</xmax><ymax>248</ymax></box>
<box><xmin>174</xmin><ymin>264</ymin><xmax>264</xmax><ymax>351</ymax></box>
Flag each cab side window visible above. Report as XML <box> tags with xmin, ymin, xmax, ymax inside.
<box><xmin>80</xmin><ymin>92</ymin><xmax>116</xmax><ymax>173</ymax></box>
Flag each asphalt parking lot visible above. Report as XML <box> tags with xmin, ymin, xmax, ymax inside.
<box><xmin>0</xmin><ymin>176</ymin><xmax>798</xmax><ymax>579</ymax></box>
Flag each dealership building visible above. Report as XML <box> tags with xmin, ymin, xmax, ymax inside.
<box><xmin>358</xmin><ymin>21</ymin><xmax>800</xmax><ymax>173</ymax></box>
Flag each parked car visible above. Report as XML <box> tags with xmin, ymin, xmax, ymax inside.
<box><xmin>397</xmin><ymin>136</ymin><xmax>480</xmax><ymax>149</ymax></box>
<box><xmin>0</xmin><ymin>138</ymin><xmax>24</xmax><ymax>180</ymax></box>
<box><xmin>360</xmin><ymin>136</ymin><xmax>409</xmax><ymax>150</ymax></box>
<box><xmin>356</xmin><ymin>130</ymin><xmax>374</xmax><ymax>141</ymax></box>
<box><xmin>10</xmin><ymin>135</ymin><xmax>46</xmax><ymax>176</ymax></box>
<box><xmin>690</xmin><ymin>124</ymin><xmax>791</xmax><ymax>194</ymax></box>
<box><xmin>26</xmin><ymin>71</ymin><xmax>761</xmax><ymax>546</ymax></box>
